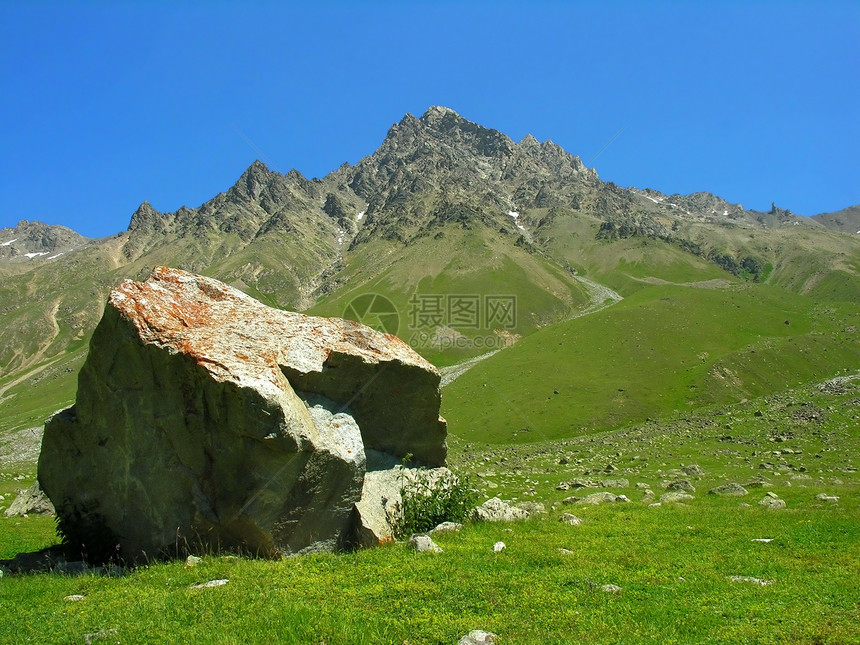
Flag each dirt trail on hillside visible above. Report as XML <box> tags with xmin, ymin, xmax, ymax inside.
<box><xmin>440</xmin><ymin>275</ymin><xmax>623</xmax><ymax>387</ymax></box>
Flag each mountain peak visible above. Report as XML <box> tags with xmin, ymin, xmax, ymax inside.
<box><xmin>230</xmin><ymin>160</ymin><xmax>275</xmax><ymax>202</ymax></box>
<box><xmin>242</xmin><ymin>159</ymin><xmax>272</xmax><ymax>179</ymax></box>
<box><xmin>519</xmin><ymin>134</ymin><xmax>540</xmax><ymax>147</ymax></box>
<box><xmin>127</xmin><ymin>200</ymin><xmax>164</xmax><ymax>233</ymax></box>
<box><xmin>420</xmin><ymin>105</ymin><xmax>461</xmax><ymax>122</ymax></box>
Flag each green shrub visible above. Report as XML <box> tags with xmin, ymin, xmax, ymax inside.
<box><xmin>390</xmin><ymin>466</ymin><xmax>478</xmax><ymax>539</ymax></box>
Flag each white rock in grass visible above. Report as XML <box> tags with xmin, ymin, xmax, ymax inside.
<box><xmin>473</xmin><ymin>497</ymin><xmax>529</xmax><ymax>522</ymax></box>
<box><xmin>458</xmin><ymin>630</ymin><xmax>498</xmax><ymax>645</ymax></box>
<box><xmin>430</xmin><ymin>521</ymin><xmax>463</xmax><ymax>534</ymax></box>
<box><xmin>815</xmin><ymin>493</ymin><xmax>839</xmax><ymax>503</ymax></box>
<box><xmin>408</xmin><ymin>535</ymin><xmax>442</xmax><ymax>553</ymax></box>
<box><xmin>559</xmin><ymin>513</ymin><xmax>583</xmax><ymax>526</ymax></box>
<box><xmin>729</xmin><ymin>576</ymin><xmax>772</xmax><ymax>586</ymax></box>
<box><xmin>601</xmin><ymin>584</ymin><xmax>622</xmax><ymax>594</ymax></box>
<box><xmin>191</xmin><ymin>579</ymin><xmax>228</xmax><ymax>589</ymax></box>
<box><xmin>3</xmin><ymin>481</ymin><xmax>54</xmax><ymax>517</ymax></box>
<box><xmin>492</xmin><ymin>541</ymin><xmax>506</xmax><ymax>553</ymax></box>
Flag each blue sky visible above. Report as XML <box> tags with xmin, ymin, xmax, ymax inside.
<box><xmin>1</xmin><ymin>1</ymin><xmax>858</xmax><ymax>238</ymax></box>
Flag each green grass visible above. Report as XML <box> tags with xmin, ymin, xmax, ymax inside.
<box><xmin>1</xmin><ymin>376</ymin><xmax>858</xmax><ymax>644</ymax></box>
<box><xmin>2</xmin><ymin>507</ymin><xmax>858</xmax><ymax>644</ymax></box>
<box><xmin>442</xmin><ymin>282</ymin><xmax>860</xmax><ymax>444</ymax></box>
<box><xmin>0</xmin><ymin>348</ymin><xmax>83</xmax><ymax>435</ymax></box>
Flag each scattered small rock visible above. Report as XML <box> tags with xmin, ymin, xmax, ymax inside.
<box><xmin>559</xmin><ymin>548</ymin><xmax>574</xmax><ymax>555</ymax></box>
<box><xmin>64</xmin><ymin>594</ymin><xmax>86</xmax><ymax>602</ymax></box>
<box><xmin>473</xmin><ymin>497</ymin><xmax>529</xmax><ymax>522</ymax></box>
<box><xmin>185</xmin><ymin>555</ymin><xmax>202</xmax><ymax>567</ymax></box>
<box><xmin>568</xmin><ymin>478</ymin><xmax>597</xmax><ymax>489</ymax></box>
<box><xmin>681</xmin><ymin>464</ymin><xmax>705</xmax><ymax>476</ymax></box>
<box><xmin>660</xmin><ymin>492</ymin><xmax>694</xmax><ymax>504</ymax></box>
<box><xmin>516</xmin><ymin>501</ymin><xmax>546</xmax><ymax>515</ymax></box>
<box><xmin>575</xmin><ymin>492</ymin><xmax>625</xmax><ymax>505</ymax></box>
<box><xmin>729</xmin><ymin>576</ymin><xmax>772</xmax><ymax>586</ymax></box>
<box><xmin>758</xmin><ymin>493</ymin><xmax>786</xmax><ymax>509</ymax></box>
<box><xmin>751</xmin><ymin>538</ymin><xmax>774</xmax><ymax>543</ymax></box>
<box><xmin>492</xmin><ymin>541</ymin><xmax>506</xmax><ymax>553</ymax></box>
<box><xmin>430</xmin><ymin>521</ymin><xmax>463</xmax><ymax>534</ymax></box>
<box><xmin>814</xmin><ymin>493</ymin><xmax>839</xmax><ymax>503</ymax></box>
<box><xmin>3</xmin><ymin>481</ymin><xmax>54</xmax><ymax>517</ymax></box>
<box><xmin>666</xmin><ymin>479</ymin><xmax>696</xmax><ymax>493</ymax></box>
<box><xmin>408</xmin><ymin>535</ymin><xmax>443</xmax><ymax>553</ymax></box>
<box><xmin>84</xmin><ymin>628</ymin><xmax>119</xmax><ymax>645</ymax></box>
<box><xmin>601</xmin><ymin>584</ymin><xmax>622</xmax><ymax>594</ymax></box>
<box><xmin>458</xmin><ymin>630</ymin><xmax>498</xmax><ymax>645</ymax></box>
<box><xmin>600</xmin><ymin>478</ymin><xmax>629</xmax><ymax>489</ymax></box>
<box><xmin>708</xmin><ymin>483</ymin><xmax>749</xmax><ymax>497</ymax></box>
<box><xmin>191</xmin><ymin>579</ymin><xmax>228</xmax><ymax>589</ymax></box>
<box><xmin>559</xmin><ymin>513</ymin><xmax>583</xmax><ymax>526</ymax></box>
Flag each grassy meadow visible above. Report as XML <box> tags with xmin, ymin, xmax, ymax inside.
<box><xmin>1</xmin><ymin>375</ymin><xmax>858</xmax><ymax>644</ymax></box>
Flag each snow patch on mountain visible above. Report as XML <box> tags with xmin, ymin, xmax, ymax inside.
<box><xmin>507</xmin><ymin>211</ymin><xmax>526</xmax><ymax>231</ymax></box>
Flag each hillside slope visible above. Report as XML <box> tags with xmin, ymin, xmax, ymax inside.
<box><xmin>1</xmin><ymin>106</ymin><xmax>857</xmax><ymax>443</ymax></box>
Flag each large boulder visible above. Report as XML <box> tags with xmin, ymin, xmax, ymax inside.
<box><xmin>38</xmin><ymin>267</ymin><xmax>446</xmax><ymax>561</ymax></box>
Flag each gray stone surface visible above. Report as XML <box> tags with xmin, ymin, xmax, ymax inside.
<box><xmin>815</xmin><ymin>493</ymin><xmax>839</xmax><ymax>503</ymax></box>
<box><xmin>473</xmin><ymin>497</ymin><xmax>529</xmax><ymax>522</ymax></box>
<box><xmin>666</xmin><ymin>479</ymin><xmax>696</xmax><ymax>493</ymax></box>
<box><xmin>352</xmin><ymin>460</ymin><xmax>454</xmax><ymax>548</ymax></box>
<box><xmin>408</xmin><ymin>535</ymin><xmax>442</xmax><ymax>553</ymax></box>
<box><xmin>3</xmin><ymin>481</ymin><xmax>54</xmax><ymax>517</ymax></box>
<box><xmin>708</xmin><ymin>483</ymin><xmax>749</xmax><ymax>497</ymax></box>
<box><xmin>559</xmin><ymin>513</ymin><xmax>583</xmax><ymax>526</ymax></box>
<box><xmin>430</xmin><ymin>521</ymin><xmax>463</xmax><ymax>534</ymax></box>
<box><xmin>759</xmin><ymin>493</ymin><xmax>786</xmax><ymax>509</ymax></box>
<box><xmin>458</xmin><ymin>630</ymin><xmax>498</xmax><ymax>645</ymax></box>
<box><xmin>575</xmin><ymin>491</ymin><xmax>626</xmax><ymax>505</ymax></box>
<box><xmin>38</xmin><ymin>267</ymin><xmax>447</xmax><ymax>561</ymax></box>
<box><xmin>660</xmin><ymin>492</ymin><xmax>695</xmax><ymax>504</ymax></box>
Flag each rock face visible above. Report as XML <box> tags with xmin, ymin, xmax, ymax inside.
<box><xmin>38</xmin><ymin>267</ymin><xmax>447</xmax><ymax>561</ymax></box>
